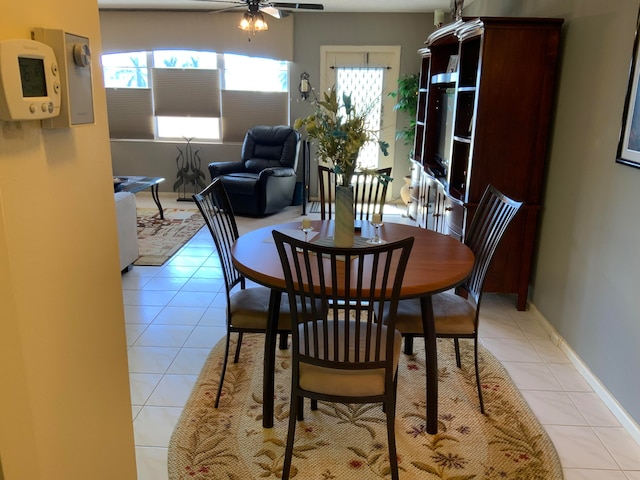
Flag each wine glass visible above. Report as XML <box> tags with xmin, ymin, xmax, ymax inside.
<box><xmin>301</xmin><ymin>218</ymin><xmax>313</xmax><ymax>242</ymax></box>
<box><xmin>367</xmin><ymin>213</ymin><xmax>384</xmax><ymax>245</ymax></box>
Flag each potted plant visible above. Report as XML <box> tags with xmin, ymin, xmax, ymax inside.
<box><xmin>388</xmin><ymin>73</ymin><xmax>419</xmax><ymax>149</ymax></box>
<box><xmin>389</xmin><ymin>74</ymin><xmax>419</xmax><ymax>206</ymax></box>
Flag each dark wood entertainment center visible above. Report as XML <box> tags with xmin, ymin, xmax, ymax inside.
<box><xmin>408</xmin><ymin>17</ymin><xmax>563</xmax><ymax>310</ymax></box>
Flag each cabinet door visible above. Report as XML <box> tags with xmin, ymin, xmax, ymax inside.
<box><xmin>420</xmin><ymin>173</ymin><xmax>447</xmax><ymax>232</ymax></box>
<box><xmin>407</xmin><ymin>162</ymin><xmax>421</xmax><ymax>220</ymax></box>
<box><xmin>443</xmin><ymin>195</ymin><xmax>465</xmax><ymax>241</ymax></box>
<box><xmin>416</xmin><ymin>171</ymin><xmax>428</xmax><ymax>228</ymax></box>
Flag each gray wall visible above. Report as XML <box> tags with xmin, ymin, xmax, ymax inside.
<box><xmin>465</xmin><ymin>0</ymin><xmax>640</xmax><ymax>426</ymax></box>
<box><xmin>102</xmin><ymin>11</ymin><xmax>434</xmax><ymax>200</ymax></box>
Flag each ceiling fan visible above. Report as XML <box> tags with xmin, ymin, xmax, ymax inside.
<box><xmin>203</xmin><ymin>1</ymin><xmax>324</xmax><ymax>18</ymax></box>
<box><xmin>202</xmin><ymin>1</ymin><xmax>323</xmax><ymax>34</ymax></box>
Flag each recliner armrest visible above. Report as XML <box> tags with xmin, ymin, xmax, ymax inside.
<box><xmin>258</xmin><ymin>167</ymin><xmax>296</xmax><ymax>180</ymax></box>
<box><xmin>208</xmin><ymin>161</ymin><xmax>245</xmax><ymax>178</ymax></box>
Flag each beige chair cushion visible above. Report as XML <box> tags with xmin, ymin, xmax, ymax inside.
<box><xmin>391</xmin><ymin>292</ymin><xmax>476</xmax><ymax>336</ymax></box>
<box><xmin>229</xmin><ymin>287</ymin><xmax>292</xmax><ymax>330</ymax></box>
<box><xmin>297</xmin><ymin>320</ymin><xmax>402</xmax><ymax>397</ymax></box>
<box><xmin>230</xmin><ymin>287</ymin><xmax>322</xmax><ymax>331</ymax></box>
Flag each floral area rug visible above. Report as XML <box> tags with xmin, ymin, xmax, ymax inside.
<box><xmin>134</xmin><ymin>208</ymin><xmax>204</xmax><ymax>266</ymax></box>
<box><xmin>168</xmin><ymin>334</ymin><xmax>563</xmax><ymax>479</ymax></box>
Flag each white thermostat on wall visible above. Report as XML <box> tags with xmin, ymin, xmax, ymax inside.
<box><xmin>32</xmin><ymin>28</ymin><xmax>94</xmax><ymax>128</ymax></box>
<box><xmin>0</xmin><ymin>39</ymin><xmax>61</xmax><ymax>121</ymax></box>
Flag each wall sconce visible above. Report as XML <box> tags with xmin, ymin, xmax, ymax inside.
<box><xmin>299</xmin><ymin>72</ymin><xmax>311</xmax><ymax>101</ymax></box>
<box><xmin>434</xmin><ymin>10</ymin><xmax>445</xmax><ymax>28</ymax></box>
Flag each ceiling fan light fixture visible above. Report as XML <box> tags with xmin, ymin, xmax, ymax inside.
<box><xmin>239</xmin><ymin>11</ymin><xmax>252</xmax><ymax>30</ymax></box>
<box><xmin>253</xmin><ymin>12</ymin><xmax>268</xmax><ymax>31</ymax></box>
<box><xmin>238</xmin><ymin>10</ymin><xmax>268</xmax><ymax>35</ymax></box>
<box><xmin>234</xmin><ymin>1</ymin><xmax>322</xmax><ymax>36</ymax></box>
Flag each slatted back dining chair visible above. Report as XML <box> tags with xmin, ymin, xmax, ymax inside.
<box><xmin>193</xmin><ymin>178</ymin><xmax>292</xmax><ymax>408</ymax></box>
<box><xmin>318</xmin><ymin>165</ymin><xmax>335</xmax><ymax>220</ymax></box>
<box><xmin>384</xmin><ymin>184</ymin><xmax>523</xmax><ymax>413</ymax></box>
<box><xmin>273</xmin><ymin>230</ymin><xmax>414</xmax><ymax>480</ymax></box>
<box><xmin>318</xmin><ymin>165</ymin><xmax>392</xmax><ymax>223</ymax></box>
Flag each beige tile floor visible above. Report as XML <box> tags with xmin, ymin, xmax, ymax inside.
<box><xmin>124</xmin><ymin>193</ymin><xmax>640</xmax><ymax>480</ymax></box>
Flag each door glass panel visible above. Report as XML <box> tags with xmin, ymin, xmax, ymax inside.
<box><xmin>336</xmin><ymin>67</ymin><xmax>384</xmax><ymax>169</ymax></box>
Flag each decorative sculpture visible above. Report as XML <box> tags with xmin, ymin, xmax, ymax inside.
<box><xmin>173</xmin><ymin>137</ymin><xmax>206</xmax><ymax>201</ymax></box>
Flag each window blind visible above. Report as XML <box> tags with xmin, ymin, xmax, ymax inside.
<box><xmin>221</xmin><ymin>91</ymin><xmax>288</xmax><ymax>142</ymax></box>
<box><xmin>105</xmin><ymin>88</ymin><xmax>154</xmax><ymax>139</ymax></box>
<box><xmin>152</xmin><ymin>68</ymin><xmax>221</xmax><ymax>117</ymax></box>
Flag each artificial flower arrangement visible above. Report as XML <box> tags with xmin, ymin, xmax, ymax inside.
<box><xmin>294</xmin><ymin>86</ymin><xmax>391</xmax><ymax>186</ymax></box>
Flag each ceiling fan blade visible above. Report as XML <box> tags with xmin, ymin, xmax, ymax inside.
<box><xmin>261</xmin><ymin>6</ymin><xmax>287</xmax><ymax>18</ymax></box>
<box><xmin>271</xmin><ymin>2</ymin><xmax>324</xmax><ymax>10</ymax></box>
<box><xmin>207</xmin><ymin>6</ymin><xmax>245</xmax><ymax>14</ymax></box>
<box><xmin>192</xmin><ymin>0</ymin><xmax>245</xmax><ymax>11</ymax></box>
<box><xmin>192</xmin><ymin>0</ymin><xmax>245</xmax><ymax>4</ymax></box>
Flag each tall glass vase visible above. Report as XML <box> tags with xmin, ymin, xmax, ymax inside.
<box><xmin>334</xmin><ymin>184</ymin><xmax>355</xmax><ymax>247</ymax></box>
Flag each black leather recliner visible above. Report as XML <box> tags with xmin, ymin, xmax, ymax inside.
<box><xmin>208</xmin><ymin>125</ymin><xmax>301</xmax><ymax>217</ymax></box>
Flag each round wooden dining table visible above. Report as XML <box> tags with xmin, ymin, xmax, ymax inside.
<box><xmin>231</xmin><ymin>219</ymin><xmax>474</xmax><ymax>433</ymax></box>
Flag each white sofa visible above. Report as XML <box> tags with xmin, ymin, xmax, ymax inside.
<box><xmin>115</xmin><ymin>191</ymin><xmax>139</xmax><ymax>272</ymax></box>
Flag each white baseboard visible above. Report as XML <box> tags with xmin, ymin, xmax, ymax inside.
<box><xmin>528</xmin><ymin>303</ymin><xmax>640</xmax><ymax>446</ymax></box>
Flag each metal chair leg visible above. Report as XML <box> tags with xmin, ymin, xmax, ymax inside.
<box><xmin>454</xmin><ymin>338</ymin><xmax>462</xmax><ymax>368</ymax></box>
<box><xmin>233</xmin><ymin>332</ymin><xmax>244</xmax><ymax>363</ymax></box>
<box><xmin>386</xmin><ymin>382</ymin><xmax>400</xmax><ymax>480</ymax></box>
<box><xmin>215</xmin><ymin>334</ymin><xmax>232</xmax><ymax>408</ymax></box>
<box><xmin>297</xmin><ymin>396</ymin><xmax>304</xmax><ymax>421</ymax></box>
<box><xmin>403</xmin><ymin>334</ymin><xmax>414</xmax><ymax>355</ymax></box>
<box><xmin>282</xmin><ymin>394</ymin><xmax>298</xmax><ymax>480</ymax></box>
<box><xmin>474</xmin><ymin>338</ymin><xmax>485</xmax><ymax>414</ymax></box>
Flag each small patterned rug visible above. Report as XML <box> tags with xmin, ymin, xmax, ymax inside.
<box><xmin>168</xmin><ymin>335</ymin><xmax>563</xmax><ymax>479</ymax></box>
<box><xmin>134</xmin><ymin>208</ymin><xmax>204</xmax><ymax>266</ymax></box>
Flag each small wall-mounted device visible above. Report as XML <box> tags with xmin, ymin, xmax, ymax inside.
<box><xmin>0</xmin><ymin>39</ymin><xmax>61</xmax><ymax>121</ymax></box>
<box><xmin>32</xmin><ymin>28</ymin><xmax>94</xmax><ymax>128</ymax></box>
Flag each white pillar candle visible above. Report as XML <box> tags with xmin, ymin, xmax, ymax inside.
<box><xmin>372</xmin><ymin>213</ymin><xmax>382</xmax><ymax>224</ymax></box>
<box><xmin>302</xmin><ymin>218</ymin><xmax>312</xmax><ymax>230</ymax></box>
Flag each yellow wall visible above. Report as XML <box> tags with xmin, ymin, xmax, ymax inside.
<box><xmin>0</xmin><ymin>2</ymin><xmax>137</xmax><ymax>480</ymax></box>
